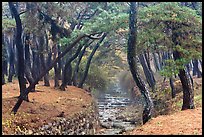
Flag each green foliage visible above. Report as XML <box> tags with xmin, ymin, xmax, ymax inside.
<box><xmin>137</xmin><ymin>2</ymin><xmax>202</xmax><ymax>77</ymax></box>
<box><xmin>82</xmin><ymin>11</ymin><xmax>128</xmax><ymax>34</ymax></box>
<box><xmin>77</xmin><ymin>59</ymin><xmax>108</xmax><ymax>90</ymax></box>
<box><xmin>159</xmin><ymin>59</ymin><xmax>183</xmax><ymax>77</ymax></box>
<box><xmin>2</xmin><ymin>19</ymin><xmax>16</xmax><ymax>33</ymax></box>
<box><xmin>137</xmin><ymin>2</ymin><xmax>202</xmax><ymax>52</ymax></box>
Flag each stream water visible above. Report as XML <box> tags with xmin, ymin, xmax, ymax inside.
<box><xmin>93</xmin><ymin>79</ymin><xmax>142</xmax><ymax>135</ymax></box>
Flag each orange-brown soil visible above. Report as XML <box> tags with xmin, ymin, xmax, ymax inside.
<box><xmin>2</xmin><ymin>80</ymin><xmax>93</xmax><ymax>134</ymax></box>
<box><xmin>127</xmin><ymin>107</ymin><xmax>202</xmax><ymax>135</ymax></box>
<box><xmin>126</xmin><ymin>77</ymin><xmax>202</xmax><ymax>135</ymax></box>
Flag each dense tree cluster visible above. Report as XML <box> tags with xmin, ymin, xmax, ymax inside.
<box><xmin>2</xmin><ymin>2</ymin><xmax>202</xmax><ymax>124</ymax></box>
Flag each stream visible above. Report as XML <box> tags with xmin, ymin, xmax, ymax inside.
<box><xmin>93</xmin><ymin>79</ymin><xmax>143</xmax><ymax>135</ymax></box>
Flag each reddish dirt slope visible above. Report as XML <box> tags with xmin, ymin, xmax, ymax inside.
<box><xmin>126</xmin><ymin>107</ymin><xmax>202</xmax><ymax>135</ymax></box>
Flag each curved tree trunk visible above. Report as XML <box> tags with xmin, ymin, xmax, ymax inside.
<box><xmin>9</xmin><ymin>2</ymin><xmax>28</xmax><ymax>101</ymax></box>
<box><xmin>72</xmin><ymin>40</ymin><xmax>93</xmax><ymax>86</ymax></box>
<box><xmin>24</xmin><ymin>33</ymin><xmax>35</xmax><ymax>92</ymax></box>
<box><xmin>128</xmin><ymin>2</ymin><xmax>153</xmax><ymax>124</ymax></box>
<box><xmin>172</xmin><ymin>28</ymin><xmax>195</xmax><ymax>110</ymax></box>
<box><xmin>60</xmin><ymin>44</ymin><xmax>84</xmax><ymax>90</ymax></box>
<box><xmin>78</xmin><ymin>33</ymin><xmax>107</xmax><ymax>88</ymax></box>
<box><xmin>11</xmin><ymin>34</ymin><xmax>88</xmax><ymax>114</ymax></box>
<box><xmin>139</xmin><ymin>53</ymin><xmax>155</xmax><ymax>90</ymax></box>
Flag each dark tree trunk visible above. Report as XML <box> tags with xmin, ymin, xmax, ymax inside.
<box><xmin>24</xmin><ymin>34</ymin><xmax>32</xmax><ymax>69</ymax></box>
<box><xmin>13</xmin><ymin>30</ymin><xmax>18</xmax><ymax>77</ymax></box>
<box><xmin>78</xmin><ymin>33</ymin><xmax>107</xmax><ymax>88</ymax></box>
<box><xmin>11</xmin><ymin>34</ymin><xmax>88</xmax><ymax>114</ymax></box>
<box><xmin>169</xmin><ymin>77</ymin><xmax>175</xmax><ymax>98</ymax></box>
<box><xmin>31</xmin><ymin>49</ymin><xmax>37</xmax><ymax>80</ymax></box>
<box><xmin>9</xmin><ymin>2</ymin><xmax>28</xmax><ymax>101</ymax></box>
<box><xmin>43</xmin><ymin>34</ymin><xmax>50</xmax><ymax>86</ymax></box>
<box><xmin>185</xmin><ymin>62</ymin><xmax>191</xmax><ymax>75</ymax></box>
<box><xmin>39</xmin><ymin>35</ymin><xmax>50</xmax><ymax>86</ymax></box>
<box><xmin>57</xmin><ymin>44</ymin><xmax>62</xmax><ymax>80</ymax></box>
<box><xmin>157</xmin><ymin>51</ymin><xmax>163</xmax><ymax>69</ymax></box>
<box><xmin>2</xmin><ymin>60</ymin><xmax>8</xmax><ymax>85</ymax></box>
<box><xmin>128</xmin><ymin>2</ymin><xmax>153</xmax><ymax>124</ymax></box>
<box><xmin>24</xmin><ymin>33</ymin><xmax>35</xmax><ymax>92</ymax></box>
<box><xmin>72</xmin><ymin>40</ymin><xmax>93</xmax><ymax>86</ymax></box>
<box><xmin>31</xmin><ymin>35</ymin><xmax>40</xmax><ymax>81</ymax></box>
<box><xmin>2</xmin><ymin>36</ymin><xmax>7</xmax><ymax>85</ymax></box>
<box><xmin>144</xmin><ymin>51</ymin><xmax>156</xmax><ymax>85</ymax></box>
<box><xmin>7</xmin><ymin>35</ymin><xmax>15</xmax><ymax>82</ymax></box>
<box><xmin>53</xmin><ymin>46</ymin><xmax>60</xmax><ymax>87</ymax></box>
<box><xmin>192</xmin><ymin>59</ymin><xmax>202</xmax><ymax>78</ymax></box>
<box><xmin>199</xmin><ymin>59</ymin><xmax>202</xmax><ymax>66</ymax></box>
<box><xmin>172</xmin><ymin>28</ymin><xmax>195</xmax><ymax>110</ymax></box>
<box><xmin>153</xmin><ymin>52</ymin><xmax>161</xmax><ymax>71</ymax></box>
<box><xmin>60</xmin><ymin>44</ymin><xmax>84</xmax><ymax>90</ymax></box>
<box><xmin>139</xmin><ymin>53</ymin><xmax>155</xmax><ymax>90</ymax></box>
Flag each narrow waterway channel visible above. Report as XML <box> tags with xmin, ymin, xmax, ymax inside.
<box><xmin>93</xmin><ymin>78</ymin><xmax>143</xmax><ymax>135</ymax></box>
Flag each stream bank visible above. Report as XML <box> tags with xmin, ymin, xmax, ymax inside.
<box><xmin>93</xmin><ymin>78</ymin><xmax>144</xmax><ymax>135</ymax></box>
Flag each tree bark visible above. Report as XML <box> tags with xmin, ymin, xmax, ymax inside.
<box><xmin>24</xmin><ymin>33</ymin><xmax>35</xmax><ymax>91</ymax></box>
<box><xmin>7</xmin><ymin>35</ymin><xmax>15</xmax><ymax>82</ymax></box>
<box><xmin>60</xmin><ymin>44</ymin><xmax>84</xmax><ymax>90</ymax></box>
<box><xmin>128</xmin><ymin>2</ymin><xmax>153</xmax><ymax>124</ymax></box>
<box><xmin>172</xmin><ymin>28</ymin><xmax>195</xmax><ymax>110</ymax></box>
<box><xmin>192</xmin><ymin>59</ymin><xmax>202</xmax><ymax>78</ymax></box>
<box><xmin>169</xmin><ymin>77</ymin><xmax>175</xmax><ymax>98</ymax></box>
<box><xmin>39</xmin><ymin>35</ymin><xmax>50</xmax><ymax>86</ymax></box>
<box><xmin>9</xmin><ymin>2</ymin><xmax>28</xmax><ymax>101</ymax></box>
<box><xmin>72</xmin><ymin>40</ymin><xmax>93</xmax><ymax>86</ymax></box>
<box><xmin>139</xmin><ymin>53</ymin><xmax>155</xmax><ymax>90</ymax></box>
<box><xmin>78</xmin><ymin>33</ymin><xmax>107</xmax><ymax>88</ymax></box>
<box><xmin>11</xmin><ymin>34</ymin><xmax>90</xmax><ymax>114</ymax></box>
<box><xmin>153</xmin><ymin>52</ymin><xmax>161</xmax><ymax>71</ymax></box>
<box><xmin>57</xmin><ymin>44</ymin><xmax>62</xmax><ymax>80</ymax></box>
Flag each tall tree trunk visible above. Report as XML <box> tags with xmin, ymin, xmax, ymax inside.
<box><xmin>153</xmin><ymin>52</ymin><xmax>161</xmax><ymax>71</ymax></box>
<box><xmin>172</xmin><ymin>28</ymin><xmax>195</xmax><ymax>110</ymax></box>
<box><xmin>57</xmin><ymin>44</ymin><xmax>62</xmax><ymax>80</ymax></box>
<box><xmin>24</xmin><ymin>33</ymin><xmax>35</xmax><ymax>91</ymax></box>
<box><xmin>7</xmin><ymin>35</ymin><xmax>15</xmax><ymax>82</ymax></box>
<box><xmin>169</xmin><ymin>77</ymin><xmax>175</xmax><ymax>98</ymax></box>
<box><xmin>39</xmin><ymin>34</ymin><xmax>50</xmax><ymax>86</ymax></box>
<box><xmin>53</xmin><ymin>44</ymin><xmax>60</xmax><ymax>87</ymax></box>
<box><xmin>128</xmin><ymin>2</ymin><xmax>153</xmax><ymax>124</ymax></box>
<box><xmin>43</xmin><ymin>34</ymin><xmax>50</xmax><ymax>86</ymax></box>
<box><xmin>60</xmin><ymin>44</ymin><xmax>84</xmax><ymax>90</ymax></box>
<box><xmin>157</xmin><ymin>51</ymin><xmax>163</xmax><ymax>70</ymax></box>
<box><xmin>11</xmin><ymin>34</ymin><xmax>89</xmax><ymax>114</ymax></box>
<box><xmin>2</xmin><ymin>35</ymin><xmax>7</xmax><ymax>85</ymax></box>
<box><xmin>192</xmin><ymin>59</ymin><xmax>202</xmax><ymax>78</ymax></box>
<box><xmin>144</xmin><ymin>51</ymin><xmax>156</xmax><ymax>85</ymax></box>
<box><xmin>72</xmin><ymin>40</ymin><xmax>93</xmax><ymax>86</ymax></box>
<box><xmin>78</xmin><ymin>33</ymin><xmax>107</xmax><ymax>88</ymax></box>
<box><xmin>9</xmin><ymin>2</ymin><xmax>28</xmax><ymax>101</ymax></box>
<box><xmin>139</xmin><ymin>53</ymin><xmax>155</xmax><ymax>90</ymax></box>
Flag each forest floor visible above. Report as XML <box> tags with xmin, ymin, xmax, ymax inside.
<box><xmin>2</xmin><ymin>77</ymin><xmax>202</xmax><ymax>135</ymax></box>
<box><xmin>2</xmin><ymin>80</ymin><xmax>93</xmax><ymax>134</ymax></box>
<box><xmin>125</xmin><ymin>77</ymin><xmax>202</xmax><ymax>135</ymax></box>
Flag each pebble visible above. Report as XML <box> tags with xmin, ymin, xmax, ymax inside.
<box><xmin>27</xmin><ymin>130</ymin><xmax>33</xmax><ymax>135</ymax></box>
